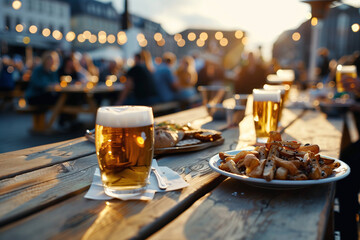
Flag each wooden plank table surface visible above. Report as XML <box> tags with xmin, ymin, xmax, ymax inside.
<box><xmin>0</xmin><ymin>105</ymin><xmax>344</xmax><ymax>240</ymax></box>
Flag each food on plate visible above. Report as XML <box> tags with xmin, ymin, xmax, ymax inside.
<box><xmin>218</xmin><ymin>131</ymin><xmax>340</xmax><ymax>181</ymax></box>
<box><xmin>154</xmin><ymin>121</ymin><xmax>222</xmax><ymax>148</ymax></box>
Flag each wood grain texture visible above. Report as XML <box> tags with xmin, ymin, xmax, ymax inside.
<box><xmin>0</xmin><ymin>128</ymin><xmax>237</xmax><ymax>240</ymax></box>
<box><xmin>150</xmin><ymin>179</ymin><xmax>334</xmax><ymax>240</ymax></box>
<box><xmin>0</xmin><ymin>154</ymin><xmax>98</xmax><ymax>225</ymax></box>
<box><xmin>0</xmin><ymin>107</ymin><xmax>330</xmax><ymax>240</ymax></box>
<box><xmin>149</xmin><ymin>110</ymin><xmax>342</xmax><ymax>240</ymax></box>
<box><xmin>0</xmin><ymin>137</ymin><xmax>95</xmax><ymax>180</ymax></box>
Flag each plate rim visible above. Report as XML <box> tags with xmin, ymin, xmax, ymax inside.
<box><xmin>208</xmin><ymin>149</ymin><xmax>351</xmax><ymax>186</ymax></box>
<box><xmin>154</xmin><ymin>137</ymin><xmax>224</xmax><ymax>155</ymax></box>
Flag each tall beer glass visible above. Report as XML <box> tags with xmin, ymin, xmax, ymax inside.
<box><xmin>336</xmin><ymin>65</ymin><xmax>357</xmax><ymax>93</ymax></box>
<box><xmin>263</xmin><ymin>84</ymin><xmax>287</xmax><ymax>121</ymax></box>
<box><xmin>95</xmin><ymin>106</ymin><xmax>154</xmax><ymax>196</ymax></box>
<box><xmin>252</xmin><ymin>89</ymin><xmax>281</xmax><ymax>143</ymax></box>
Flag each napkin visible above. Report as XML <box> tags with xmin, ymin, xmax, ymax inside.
<box><xmin>84</xmin><ymin>159</ymin><xmax>188</xmax><ymax>201</ymax></box>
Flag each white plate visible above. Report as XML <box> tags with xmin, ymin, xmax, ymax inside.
<box><xmin>209</xmin><ymin>150</ymin><xmax>351</xmax><ymax>190</ymax></box>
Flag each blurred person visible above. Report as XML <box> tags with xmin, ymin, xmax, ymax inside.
<box><xmin>175</xmin><ymin>56</ymin><xmax>198</xmax><ymax>101</ymax></box>
<box><xmin>80</xmin><ymin>53</ymin><xmax>99</xmax><ymax>77</ymax></box>
<box><xmin>58</xmin><ymin>56</ymin><xmax>85</xmax><ymax>83</ymax></box>
<box><xmin>197</xmin><ymin>61</ymin><xmax>217</xmax><ymax>86</ymax></box>
<box><xmin>99</xmin><ymin>60</ymin><xmax>120</xmax><ymax>83</ymax></box>
<box><xmin>12</xmin><ymin>55</ymin><xmax>25</xmax><ymax>82</ymax></box>
<box><xmin>25</xmin><ymin>51</ymin><xmax>59</xmax><ymax>106</ymax></box>
<box><xmin>234</xmin><ymin>52</ymin><xmax>267</xmax><ymax>94</ymax></box>
<box><xmin>116</xmin><ymin>52</ymin><xmax>157</xmax><ymax>105</ymax></box>
<box><xmin>140</xmin><ymin>50</ymin><xmax>154</xmax><ymax>73</ymax></box>
<box><xmin>153</xmin><ymin>52</ymin><xmax>178</xmax><ymax>103</ymax></box>
<box><xmin>316</xmin><ymin>47</ymin><xmax>330</xmax><ymax>83</ymax></box>
<box><xmin>0</xmin><ymin>55</ymin><xmax>15</xmax><ymax>91</ymax></box>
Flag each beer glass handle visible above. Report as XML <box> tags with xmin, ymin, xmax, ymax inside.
<box><xmin>152</xmin><ymin>167</ymin><xmax>168</xmax><ymax>190</ymax></box>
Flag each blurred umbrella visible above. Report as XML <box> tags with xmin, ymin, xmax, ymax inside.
<box><xmin>87</xmin><ymin>46</ymin><xmax>123</xmax><ymax>61</ymax></box>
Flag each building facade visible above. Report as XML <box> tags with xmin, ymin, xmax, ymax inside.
<box><xmin>273</xmin><ymin>4</ymin><xmax>360</xmax><ymax>68</ymax></box>
<box><xmin>0</xmin><ymin>0</ymin><xmax>71</xmax><ymax>54</ymax></box>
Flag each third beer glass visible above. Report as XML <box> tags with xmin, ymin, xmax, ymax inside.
<box><xmin>95</xmin><ymin>106</ymin><xmax>154</xmax><ymax>196</ymax></box>
<box><xmin>336</xmin><ymin>65</ymin><xmax>357</xmax><ymax>93</ymax></box>
<box><xmin>252</xmin><ymin>89</ymin><xmax>281</xmax><ymax>143</ymax></box>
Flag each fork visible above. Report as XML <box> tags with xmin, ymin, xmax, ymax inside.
<box><xmin>151</xmin><ymin>167</ymin><xmax>168</xmax><ymax>190</ymax></box>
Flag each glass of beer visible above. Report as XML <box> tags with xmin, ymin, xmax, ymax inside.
<box><xmin>336</xmin><ymin>65</ymin><xmax>357</xmax><ymax>93</ymax></box>
<box><xmin>95</xmin><ymin>106</ymin><xmax>154</xmax><ymax>197</ymax></box>
<box><xmin>263</xmin><ymin>84</ymin><xmax>287</xmax><ymax>121</ymax></box>
<box><xmin>252</xmin><ymin>89</ymin><xmax>281</xmax><ymax>143</ymax></box>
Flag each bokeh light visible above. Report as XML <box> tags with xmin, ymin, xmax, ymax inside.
<box><xmin>196</xmin><ymin>39</ymin><xmax>205</xmax><ymax>47</ymax></box>
<box><xmin>77</xmin><ymin>34</ymin><xmax>85</xmax><ymax>43</ymax></box>
<box><xmin>42</xmin><ymin>28</ymin><xmax>51</xmax><ymax>37</ymax></box>
<box><xmin>351</xmin><ymin>23</ymin><xmax>359</xmax><ymax>32</ymax></box>
<box><xmin>235</xmin><ymin>30</ymin><xmax>244</xmax><ymax>39</ymax></box>
<box><xmin>29</xmin><ymin>25</ymin><xmax>38</xmax><ymax>34</ymax></box>
<box><xmin>188</xmin><ymin>32</ymin><xmax>196</xmax><ymax>41</ymax></box>
<box><xmin>157</xmin><ymin>38</ymin><xmax>165</xmax><ymax>46</ymax></box>
<box><xmin>65</xmin><ymin>31</ymin><xmax>76</xmax><ymax>42</ymax></box>
<box><xmin>199</xmin><ymin>32</ymin><xmax>208</xmax><ymax>41</ymax></box>
<box><xmin>292</xmin><ymin>32</ymin><xmax>301</xmax><ymax>41</ymax></box>
<box><xmin>174</xmin><ymin>33</ymin><xmax>182</xmax><ymax>42</ymax></box>
<box><xmin>107</xmin><ymin>34</ymin><xmax>116</xmax><ymax>44</ymax></box>
<box><xmin>311</xmin><ymin>17</ymin><xmax>318</xmax><ymax>26</ymax></box>
<box><xmin>219</xmin><ymin>37</ymin><xmax>228</xmax><ymax>46</ymax></box>
<box><xmin>154</xmin><ymin>32</ymin><xmax>162</xmax><ymax>41</ymax></box>
<box><xmin>15</xmin><ymin>24</ymin><xmax>23</xmax><ymax>33</ymax></box>
<box><xmin>12</xmin><ymin>0</ymin><xmax>22</xmax><ymax>10</ymax></box>
<box><xmin>215</xmin><ymin>31</ymin><xmax>223</xmax><ymax>40</ymax></box>
<box><xmin>177</xmin><ymin>39</ymin><xmax>185</xmax><ymax>47</ymax></box>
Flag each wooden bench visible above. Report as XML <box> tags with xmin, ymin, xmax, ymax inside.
<box><xmin>16</xmin><ymin>105</ymin><xmax>51</xmax><ymax>133</ymax></box>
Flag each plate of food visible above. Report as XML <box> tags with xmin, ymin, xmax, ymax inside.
<box><xmin>154</xmin><ymin>121</ymin><xmax>224</xmax><ymax>155</ymax></box>
<box><xmin>86</xmin><ymin>121</ymin><xmax>224</xmax><ymax>155</ymax></box>
<box><xmin>208</xmin><ymin>131</ymin><xmax>350</xmax><ymax>189</ymax></box>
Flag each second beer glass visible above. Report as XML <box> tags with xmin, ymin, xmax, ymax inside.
<box><xmin>252</xmin><ymin>89</ymin><xmax>281</xmax><ymax>143</ymax></box>
<box><xmin>95</xmin><ymin>106</ymin><xmax>154</xmax><ymax>197</ymax></box>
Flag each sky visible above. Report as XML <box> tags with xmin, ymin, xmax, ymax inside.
<box><xmin>108</xmin><ymin>0</ymin><xmax>358</xmax><ymax>61</ymax></box>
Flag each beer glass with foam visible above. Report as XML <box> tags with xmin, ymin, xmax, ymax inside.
<box><xmin>252</xmin><ymin>89</ymin><xmax>281</xmax><ymax>143</ymax></box>
<box><xmin>263</xmin><ymin>84</ymin><xmax>287</xmax><ymax>121</ymax></box>
<box><xmin>336</xmin><ymin>65</ymin><xmax>357</xmax><ymax>93</ymax></box>
<box><xmin>95</xmin><ymin>106</ymin><xmax>154</xmax><ymax>196</ymax></box>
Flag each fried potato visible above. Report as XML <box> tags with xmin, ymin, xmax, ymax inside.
<box><xmin>217</xmin><ymin>131</ymin><xmax>340</xmax><ymax>182</ymax></box>
<box><xmin>297</xmin><ymin>144</ymin><xmax>320</xmax><ymax>154</ymax></box>
<box><xmin>263</xmin><ymin>158</ymin><xmax>276</xmax><ymax>182</ymax></box>
<box><xmin>244</xmin><ymin>154</ymin><xmax>260</xmax><ymax>174</ymax></box>
<box><xmin>272</xmin><ymin>156</ymin><xmax>298</xmax><ymax>175</ymax></box>
<box><xmin>275</xmin><ymin>167</ymin><xmax>288</xmax><ymax>180</ymax></box>
<box><xmin>248</xmin><ymin>159</ymin><xmax>266</xmax><ymax>178</ymax></box>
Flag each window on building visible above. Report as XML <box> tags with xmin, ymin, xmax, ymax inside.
<box><xmin>5</xmin><ymin>15</ymin><xmax>11</xmax><ymax>31</ymax></box>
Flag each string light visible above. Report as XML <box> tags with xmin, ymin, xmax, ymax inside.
<box><xmin>42</xmin><ymin>28</ymin><xmax>51</xmax><ymax>37</ymax></box>
<box><xmin>292</xmin><ymin>32</ymin><xmax>301</xmax><ymax>41</ymax></box>
<box><xmin>219</xmin><ymin>37</ymin><xmax>228</xmax><ymax>47</ymax></box>
<box><xmin>29</xmin><ymin>25</ymin><xmax>38</xmax><ymax>34</ymax></box>
<box><xmin>65</xmin><ymin>31</ymin><xmax>76</xmax><ymax>42</ymax></box>
<box><xmin>12</xmin><ymin>0</ymin><xmax>22</xmax><ymax>10</ymax></box>
<box><xmin>215</xmin><ymin>31</ymin><xmax>223</xmax><ymax>40</ymax></box>
<box><xmin>154</xmin><ymin>32</ymin><xmax>162</xmax><ymax>41</ymax></box>
<box><xmin>15</xmin><ymin>24</ymin><xmax>23</xmax><ymax>32</ymax></box>
<box><xmin>174</xmin><ymin>33</ymin><xmax>182</xmax><ymax>42</ymax></box>
<box><xmin>107</xmin><ymin>34</ymin><xmax>115</xmax><ymax>44</ymax></box>
<box><xmin>89</xmin><ymin>34</ymin><xmax>97</xmax><ymax>43</ymax></box>
<box><xmin>311</xmin><ymin>17</ymin><xmax>318</xmax><ymax>26</ymax></box>
<box><xmin>157</xmin><ymin>38</ymin><xmax>165</xmax><ymax>46</ymax></box>
<box><xmin>83</xmin><ymin>30</ymin><xmax>91</xmax><ymax>39</ymax></box>
<box><xmin>77</xmin><ymin>34</ymin><xmax>85</xmax><ymax>43</ymax></box>
<box><xmin>196</xmin><ymin>39</ymin><xmax>205</xmax><ymax>47</ymax></box>
<box><xmin>23</xmin><ymin>36</ymin><xmax>30</xmax><ymax>44</ymax></box>
<box><xmin>235</xmin><ymin>30</ymin><xmax>243</xmax><ymax>39</ymax></box>
<box><xmin>199</xmin><ymin>32</ymin><xmax>208</xmax><ymax>41</ymax></box>
<box><xmin>187</xmin><ymin>32</ymin><xmax>196</xmax><ymax>41</ymax></box>
<box><xmin>351</xmin><ymin>23</ymin><xmax>359</xmax><ymax>32</ymax></box>
<box><xmin>177</xmin><ymin>39</ymin><xmax>185</xmax><ymax>47</ymax></box>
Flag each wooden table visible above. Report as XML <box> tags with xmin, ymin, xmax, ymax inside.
<box><xmin>0</xmin><ymin>104</ymin><xmax>345</xmax><ymax>240</ymax></box>
<box><xmin>45</xmin><ymin>83</ymin><xmax>124</xmax><ymax>130</ymax></box>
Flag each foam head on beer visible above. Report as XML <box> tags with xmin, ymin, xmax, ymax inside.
<box><xmin>263</xmin><ymin>84</ymin><xmax>287</xmax><ymax>94</ymax></box>
<box><xmin>252</xmin><ymin>89</ymin><xmax>281</xmax><ymax>102</ymax></box>
<box><xmin>95</xmin><ymin>106</ymin><xmax>154</xmax><ymax>194</ymax></box>
<box><xmin>96</xmin><ymin>106</ymin><xmax>154</xmax><ymax>128</ymax></box>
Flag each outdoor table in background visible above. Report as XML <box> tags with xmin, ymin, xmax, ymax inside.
<box><xmin>45</xmin><ymin>83</ymin><xmax>124</xmax><ymax>130</ymax></box>
<box><xmin>0</xmin><ymin>102</ymin><xmax>348</xmax><ymax>239</ymax></box>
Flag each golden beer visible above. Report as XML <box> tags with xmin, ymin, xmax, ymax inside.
<box><xmin>263</xmin><ymin>84</ymin><xmax>287</xmax><ymax>121</ymax></box>
<box><xmin>95</xmin><ymin>106</ymin><xmax>154</xmax><ymax>195</ymax></box>
<box><xmin>336</xmin><ymin>65</ymin><xmax>357</xmax><ymax>93</ymax></box>
<box><xmin>252</xmin><ymin>89</ymin><xmax>281</xmax><ymax>143</ymax></box>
